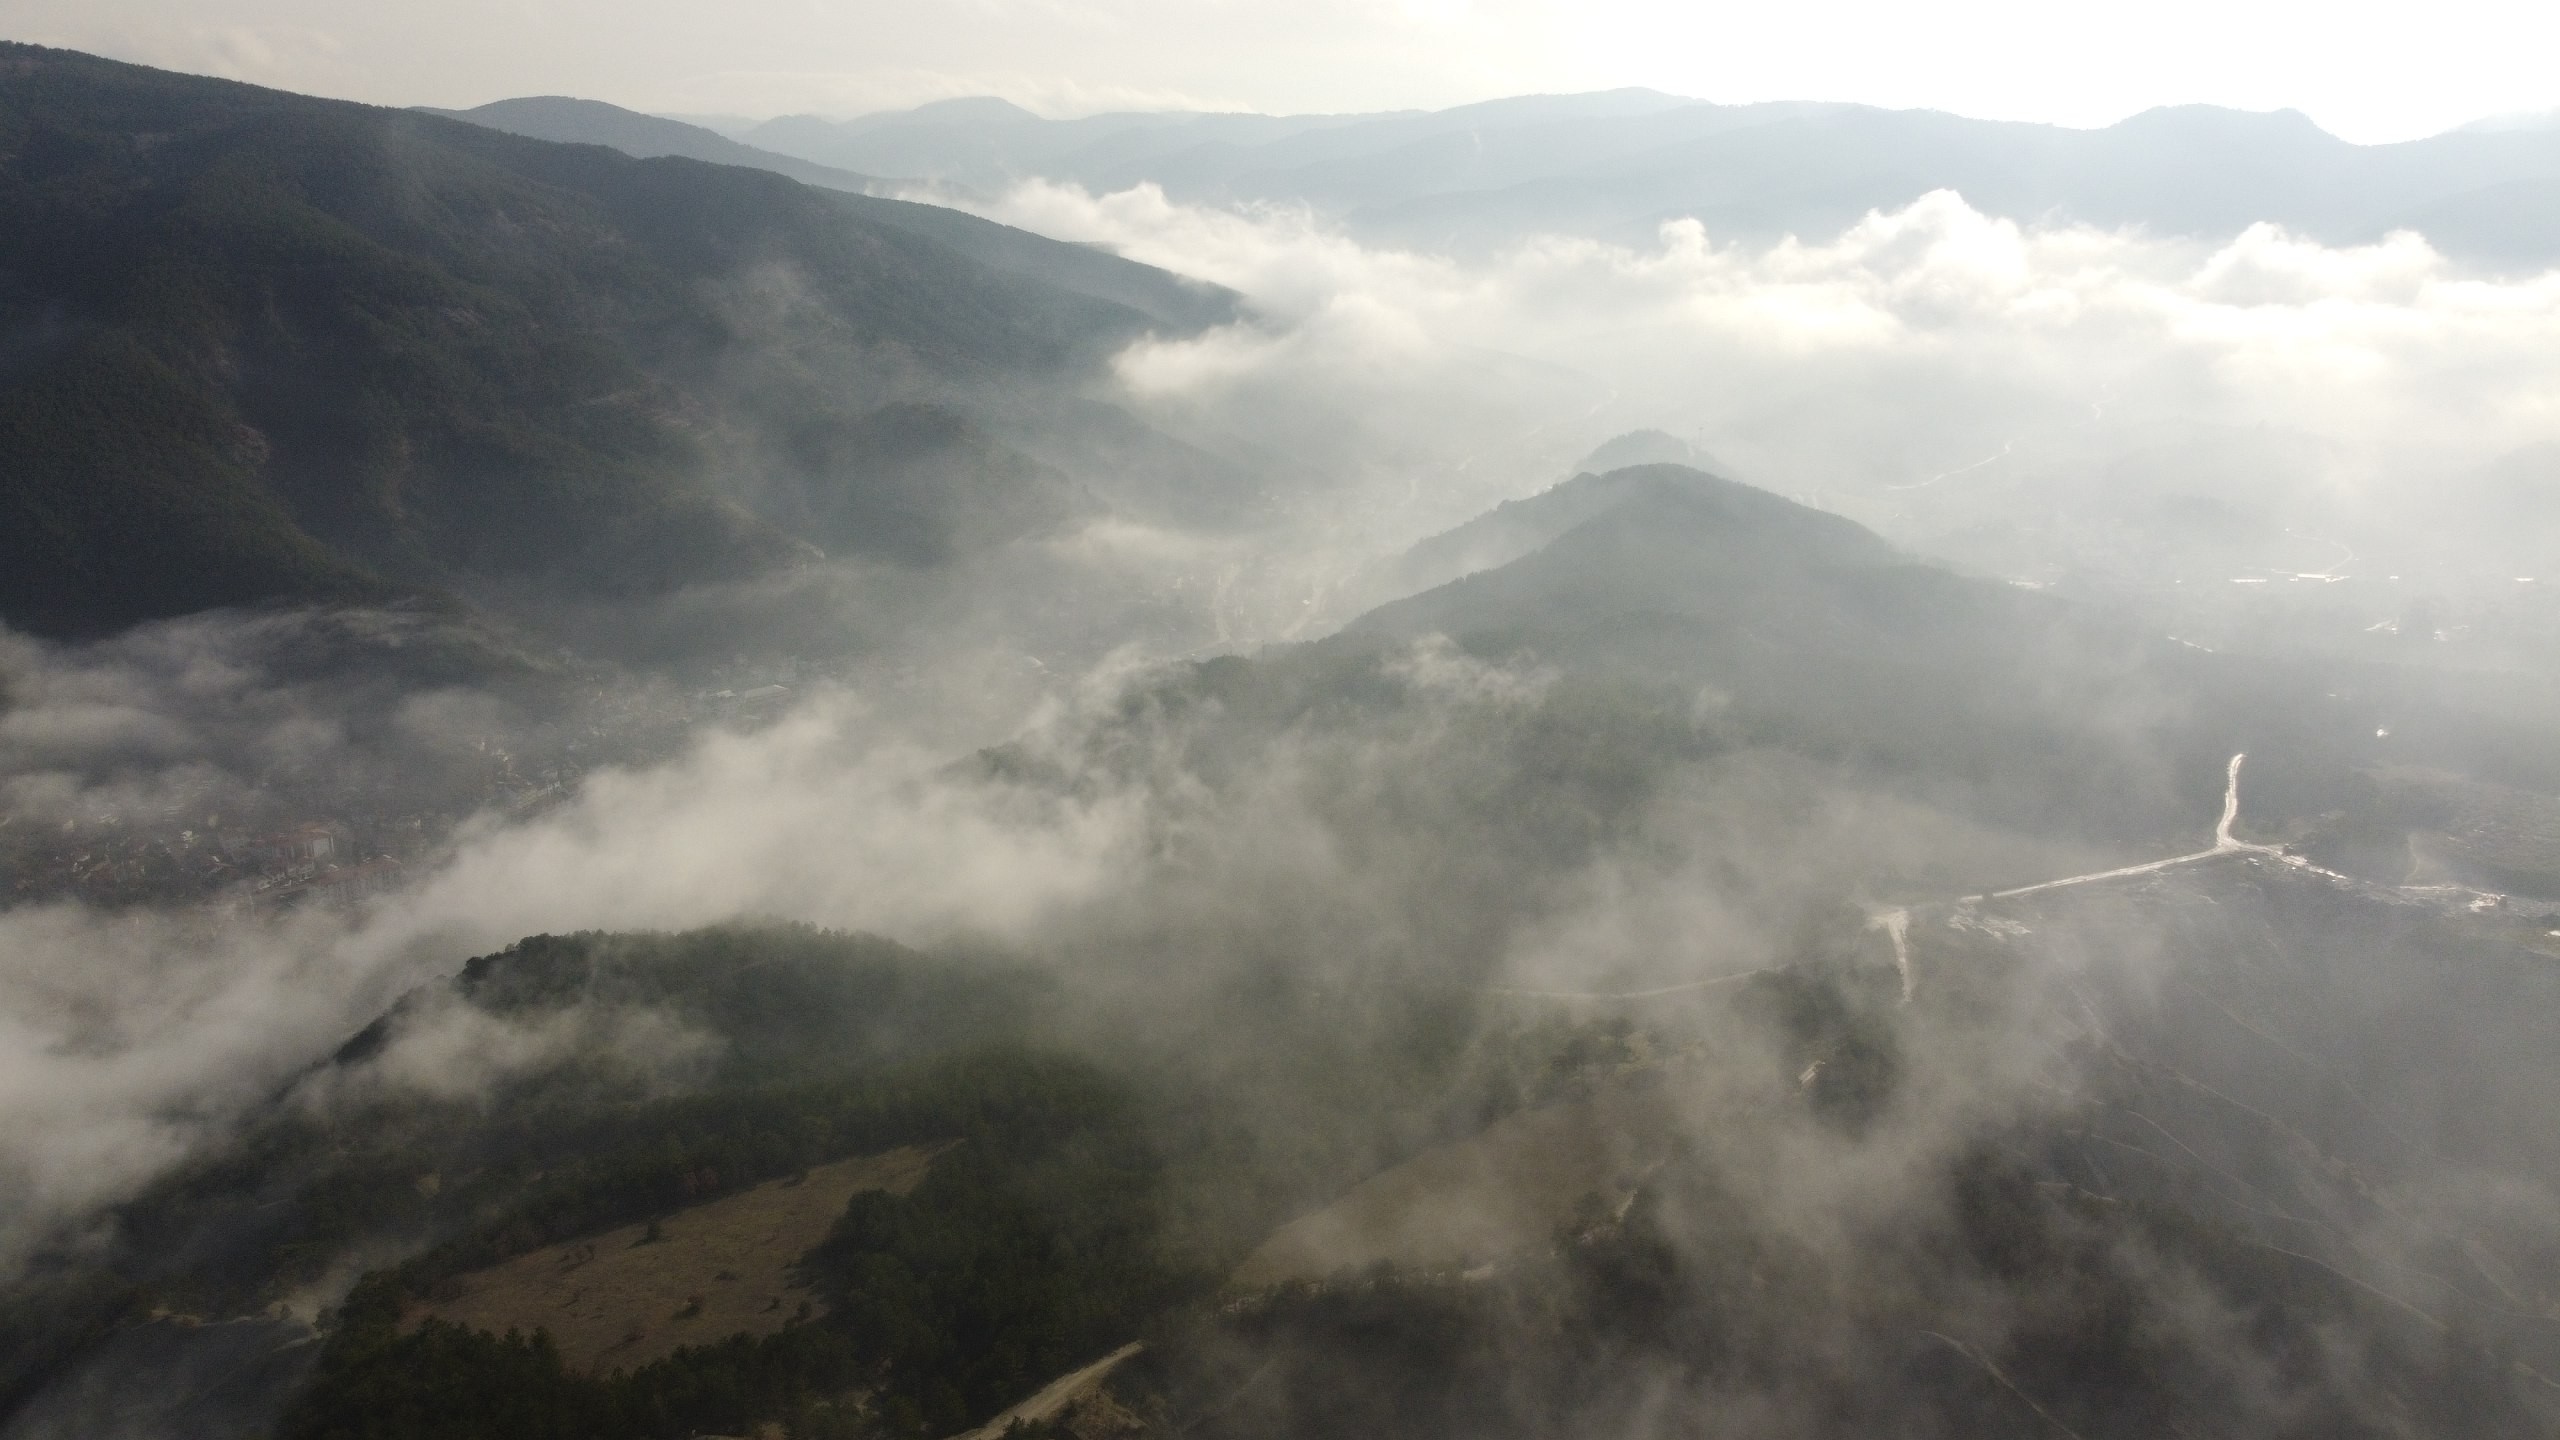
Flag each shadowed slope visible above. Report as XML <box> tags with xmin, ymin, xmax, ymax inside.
<box><xmin>0</xmin><ymin>45</ymin><xmax>1223</xmax><ymax>635</ymax></box>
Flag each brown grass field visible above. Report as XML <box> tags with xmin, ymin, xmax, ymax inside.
<box><xmin>407</xmin><ymin>1144</ymin><xmax>947</xmax><ymax>1372</ymax></box>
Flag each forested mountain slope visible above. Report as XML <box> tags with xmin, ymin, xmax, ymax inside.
<box><xmin>10</xmin><ymin>462</ymin><xmax>2560</xmax><ymax>1439</ymax></box>
<box><xmin>0</xmin><ymin>46</ymin><xmax>1234</xmax><ymax>637</ymax></box>
<box><xmin>426</xmin><ymin>96</ymin><xmax>1242</xmax><ymax>333</ymax></box>
<box><xmin>1077</xmin><ymin>463</ymin><xmax>2542</xmax><ymax>878</ymax></box>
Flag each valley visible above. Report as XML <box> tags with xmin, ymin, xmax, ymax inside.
<box><xmin>5</xmin><ymin>33</ymin><xmax>2560</xmax><ymax>1440</ymax></box>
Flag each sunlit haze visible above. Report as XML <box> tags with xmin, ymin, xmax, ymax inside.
<box><xmin>6</xmin><ymin>0</ymin><xmax>2552</xmax><ymax>140</ymax></box>
<box><xmin>8</xmin><ymin>9</ymin><xmax>2560</xmax><ymax>1439</ymax></box>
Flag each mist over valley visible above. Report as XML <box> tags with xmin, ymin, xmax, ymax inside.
<box><xmin>5</xmin><ymin>31</ymin><xmax>2560</xmax><ymax>1440</ymax></box>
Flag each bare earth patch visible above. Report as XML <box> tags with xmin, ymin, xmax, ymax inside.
<box><xmin>408</xmin><ymin>1144</ymin><xmax>947</xmax><ymax>1372</ymax></box>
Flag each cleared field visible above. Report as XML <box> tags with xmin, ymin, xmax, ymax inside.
<box><xmin>408</xmin><ymin>1144</ymin><xmax>946</xmax><ymax>1372</ymax></box>
<box><xmin>1229</xmin><ymin>1079</ymin><xmax>1679</xmax><ymax>1289</ymax></box>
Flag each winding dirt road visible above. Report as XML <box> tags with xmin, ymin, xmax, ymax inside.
<box><xmin>1982</xmin><ymin>754</ymin><xmax>2273</xmax><ymax>903</ymax></box>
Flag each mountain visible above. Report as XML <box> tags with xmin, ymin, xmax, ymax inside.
<box><xmin>422</xmin><ymin>96</ymin><xmax>1239</xmax><ymax>332</ymax></box>
<box><xmin>1083</xmin><ymin>92</ymin><xmax>1843</xmax><ymax>216</ymax></box>
<box><xmin>1349</xmin><ymin>102</ymin><xmax>2560</xmax><ymax>257</ymax></box>
<box><xmin>2377</xmin><ymin>172</ymin><xmax>2560</xmax><ymax>268</ymax></box>
<box><xmin>749</xmin><ymin>90</ymin><xmax>2560</xmax><ymax>263</ymax></box>
<box><xmin>1372</xmin><ymin>436</ymin><xmax>1735</xmax><ymax>597</ymax></box>
<box><xmin>0</xmin><ymin>46</ymin><xmax>1238</xmax><ymax>638</ymax></box>
<box><xmin>1570</xmin><ymin>428</ymin><xmax>1724</xmax><ymax>473</ymax></box>
<box><xmin>13</xmin><ymin>51</ymin><xmax>2560</xmax><ymax>1440</ymax></box>
<box><xmin>16</xmin><ymin>468</ymin><xmax>2560</xmax><ymax>1439</ymax></box>
<box><xmin>2457</xmin><ymin>110</ymin><xmax>2560</xmax><ymax>135</ymax></box>
<box><xmin>738</xmin><ymin>89</ymin><xmax>1795</xmax><ymax>201</ymax></box>
<box><xmin>1338</xmin><ymin>463</ymin><xmax>2555</xmax><ymax>858</ymax></box>
<box><xmin>1345</xmin><ymin>466</ymin><xmax>2185</xmax><ymax>836</ymax></box>
<box><xmin>1355</xmin><ymin>463</ymin><xmax>1994</xmax><ymax>650</ymax></box>
<box><xmin>415</xmin><ymin>95</ymin><xmax>884</xmax><ymax>191</ymax></box>
<box><xmin>741</xmin><ymin>98</ymin><xmax>1390</xmax><ymax>187</ymax></box>
<box><xmin>9</xmin><ymin>443</ymin><xmax>2560</xmax><ymax>1438</ymax></box>
<box><xmin>828</xmin><ymin>191</ymin><xmax>1240</xmax><ymax>334</ymax></box>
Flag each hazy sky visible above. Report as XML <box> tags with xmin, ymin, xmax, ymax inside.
<box><xmin>5</xmin><ymin>0</ymin><xmax>2552</xmax><ymax>142</ymax></box>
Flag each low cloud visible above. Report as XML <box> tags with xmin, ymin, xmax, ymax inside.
<box><xmin>0</xmin><ymin>626</ymin><xmax>1952</xmax><ymax>1267</ymax></box>
<box><xmin>963</xmin><ymin>182</ymin><xmax>2560</xmax><ymax>595</ymax></box>
<box><xmin>7</xmin><ymin>179</ymin><xmax>2560</xmax><ymax>1352</ymax></box>
<box><xmin>0</xmin><ymin>656</ymin><xmax>1156</xmax><ymax>1267</ymax></box>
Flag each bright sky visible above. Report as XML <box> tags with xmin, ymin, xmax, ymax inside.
<box><xmin>4</xmin><ymin>0</ymin><xmax>2552</xmax><ymax>143</ymax></box>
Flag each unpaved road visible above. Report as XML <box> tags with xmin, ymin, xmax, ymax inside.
<box><xmin>951</xmin><ymin>1342</ymin><xmax>1144</xmax><ymax>1440</ymax></box>
<box><xmin>1984</xmin><ymin>754</ymin><xmax>2271</xmax><ymax>902</ymax></box>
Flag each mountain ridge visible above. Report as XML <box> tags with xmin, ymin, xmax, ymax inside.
<box><xmin>415</xmin><ymin>95</ymin><xmax>885</xmax><ymax>191</ymax></box>
<box><xmin>724</xmin><ymin>89</ymin><xmax>2560</xmax><ymax>262</ymax></box>
<box><xmin>0</xmin><ymin>45</ymin><xmax>1238</xmax><ymax>637</ymax></box>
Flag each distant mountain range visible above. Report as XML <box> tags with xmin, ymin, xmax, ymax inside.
<box><xmin>695</xmin><ymin>89</ymin><xmax>2560</xmax><ymax>262</ymax></box>
<box><xmin>434</xmin><ymin>85</ymin><xmax>2560</xmax><ymax>263</ymax></box>
<box><xmin>0</xmin><ymin>46</ymin><xmax>1241</xmax><ymax>638</ymax></box>
<box><xmin>9</xmin><ymin>46</ymin><xmax>2560</xmax><ymax>1440</ymax></box>
<box><xmin>412</xmin><ymin>95</ymin><xmax>884</xmax><ymax>193</ymax></box>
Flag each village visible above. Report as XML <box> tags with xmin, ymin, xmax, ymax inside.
<box><xmin>0</xmin><ymin>668</ymin><xmax>812</xmax><ymax>914</ymax></box>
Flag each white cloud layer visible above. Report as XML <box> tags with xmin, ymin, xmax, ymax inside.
<box><xmin>0</xmin><ymin>683</ymin><xmax>1158</xmax><ymax>1266</ymax></box>
<box><xmin>8</xmin><ymin>182</ymin><xmax>2560</xmax><ymax>1274</ymax></box>
<box><xmin>967</xmin><ymin>182</ymin><xmax>2560</xmax><ymax>581</ymax></box>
